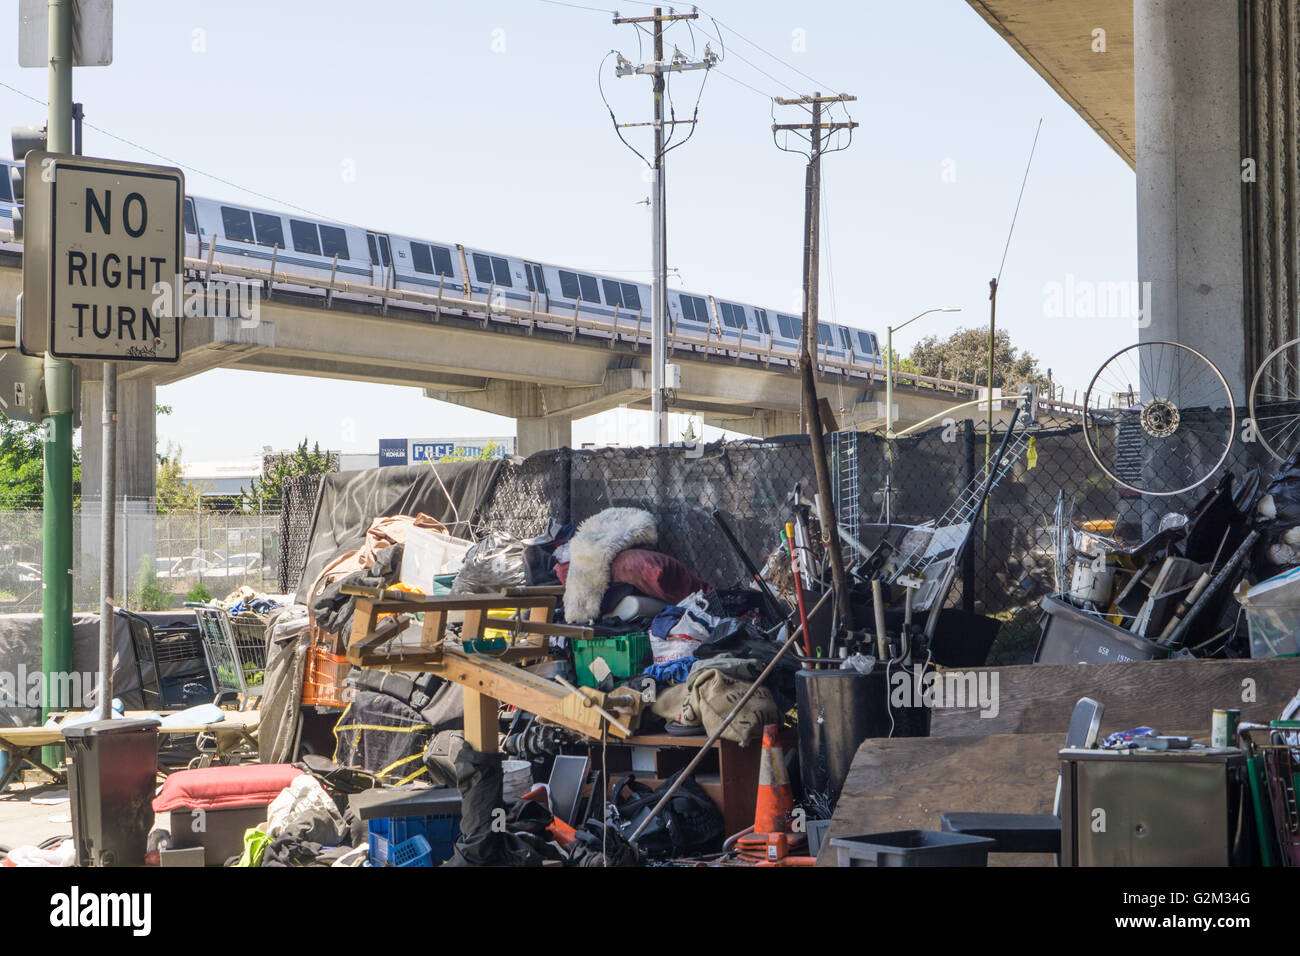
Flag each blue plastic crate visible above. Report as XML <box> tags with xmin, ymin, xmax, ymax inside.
<box><xmin>368</xmin><ymin>810</ymin><xmax>462</xmax><ymax>867</ymax></box>
<box><xmin>391</xmin><ymin>835</ymin><xmax>433</xmax><ymax>867</ymax></box>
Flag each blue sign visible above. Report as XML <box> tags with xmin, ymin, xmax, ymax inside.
<box><xmin>378</xmin><ymin>438</ymin><xmax>408</xmax><ymax>466</ymax></box>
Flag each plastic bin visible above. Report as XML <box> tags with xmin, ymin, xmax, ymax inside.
<box><xmin>62</xmin><ymin>717</ymin><xmax>161</xmax><ymax>867</ymax></box>
<box><xmin>1034</xmin><ymin>594</ymin><xmax>1167</xmax><ymax>664</ymax></box>
<box><xmin>350</xmin><ymin>786</ymin><xmax>463</xmax><ymax>867</ymax></box>
<box><xmin>401</xmin><ymin>525</ymin><xmax>472</xmax><ymax>594</ymax></box>
<box><xmin>572</xmin><ymin>632</ymin><xmax>651</xmax><ymax>688</ymax></box>
<box><xmin>1238</xmin><ymin>567</ymin><xmax>1300</xmax><ymax>658</ymax></box>
<box><xmin>829</xmin><ymin>829</ymin><xmax>995</xmax><ymax>867</ymax></box>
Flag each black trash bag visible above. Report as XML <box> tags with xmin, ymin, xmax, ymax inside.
<box><xmin>605</xmin><ymin>771</ymin><xmax>724</xmax><ymax>860</ymax></box>
<box><xmin>445</xmin><ymin>747</ymin><xmax>561</xmax><ymax>867</ymax></box>
<box><xmin>451</xmin><ymin>532</ymin><xmax>528</xmax><ymax>594</ymax></box>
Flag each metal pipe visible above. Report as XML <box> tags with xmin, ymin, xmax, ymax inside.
<box><xmin>628</xmin><ymin>589</ymin><xmax>833</xmax><ymax>847</ymax></box>
<box><xmin>871</xmin><ymin>579</ymin><xmax>888</xmax><ymax>658</ymax></box>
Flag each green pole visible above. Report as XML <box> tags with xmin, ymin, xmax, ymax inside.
<box><xmin>41</xmin><ymin>0</ymin><xmax>75</xmax><ymax>763</ymax></box>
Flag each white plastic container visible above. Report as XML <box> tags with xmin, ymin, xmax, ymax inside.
<box><xmin>1238</xmin><ymin>566</ymin><xmax>1300</xmax><ymax>658</ymax></box>
<box><xmin>400</xmin><ymin>525</ymin><xmax>472</xmax><ymax>593</ymax></box>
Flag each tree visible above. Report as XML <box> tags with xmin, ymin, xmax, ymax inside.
<box><xmin>0</xmin><ymin>418</ymin><xmax>82</xmax><ymax>509</ymax></box>
<box><xmin>908</xmin><ymin>326</ymin><xmax>1049</xmax><ymax>391</ymax></box>
<box><xmin>156</xmin><ymin>442</ymin><xmax>206</xmax><ymax>514</ymax></box>
<box><xmin>239</xmin><ymin>439</ymin><xmax>338</xmax><ymax>510</ymax></box>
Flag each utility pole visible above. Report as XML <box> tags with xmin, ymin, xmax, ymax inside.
<box><xmin>611</xmin><ymin>8</ymin><xmax>716</xmax><ymax>446</ymax></box>
<box><xmin>773</xmin><ymin>92</ymin><xmax>858</xmax><ymax>636</ymax></box>
<box><xmin>773</xmin><ymin>93</ymin><xmax>856</xmax><ymax>429</ymax></box>
<box><xmin>42</xmin><ymin>0</ymin><xmax>76</xmax><ymax>744</ymax></box>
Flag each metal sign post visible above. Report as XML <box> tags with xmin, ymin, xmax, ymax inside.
<box><xmin>19</xmin><ymin>138</ymin><xmax>182</xmax><ymax>723</ymax></box>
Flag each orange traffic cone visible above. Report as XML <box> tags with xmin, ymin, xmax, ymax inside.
<box><xmin>736</xmin><ymin>724</ymin><xmax>807</xmax><ymax>862</ymax></box>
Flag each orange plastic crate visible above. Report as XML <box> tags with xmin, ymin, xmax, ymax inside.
<box><xmin>302</xmin><ymin>641</ymin><xmax>351</xmax><ymax>708</ymax></box>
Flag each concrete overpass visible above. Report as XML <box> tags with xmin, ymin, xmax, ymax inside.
<box><xmin>0</xmin><ymin>246</ymin><xmax>1035</xmax><ymax>500</ymax></box>
<box><xmin>968</xmin><ymin>0</ymin><xmax>1298</xmax><ymax>402</ymax></box>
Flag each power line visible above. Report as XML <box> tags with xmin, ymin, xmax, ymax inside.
<box><xmin>0</xmin><ymin>78</ymin><xmax>340</xmax><ymax>223</ymax></box>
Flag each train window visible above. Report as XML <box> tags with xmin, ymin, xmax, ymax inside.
<box><xmin>431</xmin><ymin>246</ymin><xmax>454</xmax><ymax>277</ymax></box>
<box><xmin>680</xmin><ymin>295</ymin><xmax>708</xmax><ymax>323</ymax></box>
<box><xmin>473</xmin><ymin>254</ymin><xmax>511</xmax><ymax>287</ymax></box>
<box><xmin>220</xmin><ymin>207</ymin><xmax>255</xmax><ymax>244</ymax></box>
<box><xmin>412</xmin><ymin>243</ymin><xmax>435</xmax><ymax>274</ymax></box>
<box><xmin>753</xmin><ymin>308</ymin><xmax>771</xmax><ymax>335</ymax></box>
<box><xmin>319</xmin><ymin>225</ymin><xmax>350</xmax><ymax>260</ymax></box>
<box><xmin>0</xmin><ymin>169</ymin><xmax>10</xmax><ymax>203</ymax></box>
<box><xmin>252</xmin><ymin>212</ymin><xmax>284</xmax><ymax>249</ymax></box>
<box><xmin>857</xmin><ymin>331</ymin><xmax>874</xmax><ymax>355</ymax></box>
<box><xmin>559</xmin><ymin>271</ymin><xmax>581</xmax><ymax>299</ymax></box>
<box><xmin>578</xmin><ymin>274</ymin><xmax>599</xmax><ymax>302</ymax></box>
<box><xmin>291</xmin><ymin>219</ymin><xmax>321</xmax><ymax>256</ymax></box>
<box><xmin>602</xmin><ymin>279</ymin><xmax>624</xmax><ymax>308</ymax></box>
<box><xmin>838</xmin><ymin>328</ymin><xmax>852</xmax><ymax>351</ymax></box>
<box><xmin>525</xmin><ymin>264</ymin><xmax>547</xmax><ymax>294</ymax></box>
<box><xmin>621</xmin><ymin>283</ymin><xmax>641</xmax><ymax>310</ymax></box>
<box><xmin>775</xmin><ymin>314</ymin><xmax>800</xmax><ymax>339</ymax></box>
<box><xmin>183</xmin><ymin>200</ymin><xmax>197</xmax><ymax>236</ymax></box>
<box><xmin>817</xmin><ymin>326</ymin><xmax>835</xmax><ymax>348</ymax></box>
<box><xmin>367</xmin><ymin>234</ymin><xmax>379</xmax><ymax>266</ymax></box>
<box><xmin>719</xmin><ymin>302</ymin><xmax>747</xmax><ymax>329</ymax></box>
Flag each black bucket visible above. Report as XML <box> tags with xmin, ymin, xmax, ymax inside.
<box><xmin>796</xmin><ymin>665</ymin><xmax>929</xmax><ymax>814</ymax></box>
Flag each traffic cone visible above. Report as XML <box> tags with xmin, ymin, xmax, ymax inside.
<box><xmin>736</xmin><ymin>724</ymin><xmax>806</xmax><ymax>862</ymax></box>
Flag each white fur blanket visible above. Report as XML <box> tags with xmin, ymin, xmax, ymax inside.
<box><xmin>563</xmin><ymin>507</ymin><xmax>657</xmax><ymax>623</ymax></box>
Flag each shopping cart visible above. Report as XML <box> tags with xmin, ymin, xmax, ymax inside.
<box><xmin>188</xmin><ymin>603</ymin><xmax>268</xmax><ymax>706</ymax></box>
<box><xmin>1240</xmin><ymin>722</ymin><xmax>1300</xmax><ymax>867</ymax></box>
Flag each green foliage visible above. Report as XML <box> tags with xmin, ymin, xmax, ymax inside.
<box><xmin>156</xmin><ymin>442</ymin><xmax>207</xmax><ymax>514</ymax></box>
<box><xmin>132</xmin><ymin>553</ymin><xmax>172</xmax><ymax>611</ymax></box>
<box><xmin>434</xmin><ymin>441</ymin><xmax>502</xmax><ymax>462</ymax></box>
<box><xmin>239</xmin><ymin>439</ymin><xmax>338</xmax><ymax>510</ymax></box>
<box><xmin>0</xmin><ymin>418</ymin><xmax>81</xmax><ymax>508</ymax></box>
<box><xmin>185</xmin><ymin>581</ymin><xmax>213</xmax><ymax>604</ymax></box>
<box><xmin>909</xmin><ymin>326</ymin><xmax>1049</xmax><ymax>391</ymax></box>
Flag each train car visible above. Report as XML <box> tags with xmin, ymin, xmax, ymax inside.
<box><xmin>1</xmin><ymin>159</ymin><xmax>886</xmax><ymax>375</ymax></box>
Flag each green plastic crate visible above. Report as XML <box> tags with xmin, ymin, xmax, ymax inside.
<box><xmin>572</xmin><ymin>632</ymin><xmax>651</xmax><ymax>688</ymax></box>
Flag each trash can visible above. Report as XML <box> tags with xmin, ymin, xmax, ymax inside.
<box><xmin>62</xmin><ymin>717</ymin><xmax>160</xmax><ymax>867</ymax></box>
<box><xmin>829</xmin><ymin>829</ymin><xmax>996</xmax><ymax>867</ymax></box>
<box><xmin>796</xmin><ymin>666</ymin><xmax>929</xmax><ymax>812</ymax></box>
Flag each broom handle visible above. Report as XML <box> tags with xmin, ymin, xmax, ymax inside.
<box><xmin>627</xmin><ymin>589</ymin><xmax>834</xmax><ymax>846</ymax></box>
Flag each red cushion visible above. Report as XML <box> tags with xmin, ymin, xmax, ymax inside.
<box><xmin>153</xmin><ymin>763</ymin><xmax>303</xmax><ymax>813</ymax></box>
<box><xmin>610</xmin><ymin>549</ymin><xmax>708</xmax><ymax>605</ymax></box>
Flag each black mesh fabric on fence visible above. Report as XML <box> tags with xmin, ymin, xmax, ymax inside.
<box><xmin>274</xmin><ymin>408</ymin><xmax>1273</xmax><ymax>665</ymax></box>
<box><xmin>568</xmin><ymin>437</ymin><xmax>816</xmax><ymax>589</ymax></box>
<box><xmin>279</xmin><ymin>474</ymin><xmax>324</xmax><ymax>593</ymax></box>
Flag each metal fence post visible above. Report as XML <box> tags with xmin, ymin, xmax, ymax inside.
<box><xmin>962</xmin><ymin>420</ymin><xmax>976</xmax><ymax>613</ymax></box>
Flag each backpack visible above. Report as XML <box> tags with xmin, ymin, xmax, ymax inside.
<box><xmin>606</xmin><ymin>771</ymin><xmax>725</xmax><ymax>859</ymax></box>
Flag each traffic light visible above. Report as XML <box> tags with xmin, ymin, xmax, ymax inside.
<box><xmin>9</xmin><ymin>124</ymin><xmax>47</xmax><ymax>242</ymax></box>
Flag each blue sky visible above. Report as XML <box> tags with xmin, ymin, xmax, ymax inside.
<box><xmin>2</xmin><ymin>0</ymin><xmax>1137</xmax><ymax>460</ymax></box>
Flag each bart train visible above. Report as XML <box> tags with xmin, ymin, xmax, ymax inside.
<box><xmin>0</xmin><ymin>158</ymin><xmax>883</xmax><ymax>368</ymax></box>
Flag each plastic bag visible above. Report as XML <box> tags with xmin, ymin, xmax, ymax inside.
<box><xmin>450</xmin><ymin>532</ymin><xmax>528</xmax><ymax>594</ymax></box>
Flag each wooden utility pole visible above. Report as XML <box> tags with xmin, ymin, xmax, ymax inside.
<box><xmin>612</xmin><ymin>8</ymin><xmax>716</xmax><ymax>445</ymax></box>
<box><xmin>773</xmin><ymin>93</ymin><xmax>858</xmax><ymax>635</ymax></box>
<box><xmin>773</xmin><ymin>92</ymin><xmax>857</xmax><ymax>428</ymax></box>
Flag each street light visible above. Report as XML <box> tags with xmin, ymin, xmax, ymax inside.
<box><xmin>885</xmin><ymin>307</ymin><xmax>961</xmax><ymax>439</ymax></box>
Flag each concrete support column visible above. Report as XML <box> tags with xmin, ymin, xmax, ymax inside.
<box><xmin>516</xmin><ymin>416</ymin><xmax>572</xmax><ymax>456</ymax></box>
<box><xmin>79</xmin><ymin>376</ymin><xmax>157</xmax><ymax>607</ymax></box>
<box><xmin>1135</xmin><ymin>0</ymin><xmax>1246</xmax><ymax>399</ymax></box>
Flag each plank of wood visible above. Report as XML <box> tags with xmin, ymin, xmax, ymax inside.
<box><xmin>463</xmin><ymin>688</ymin><xmax>499</xmax><ymax>753</ymax></box>
<box><xmin>818</xmin><ymin>728</ymin><xmax>1206</xmax><ymax>867</ymax></box>
<box><xmin>929</xmin><ymin>657</ymin><xmax>1300</xmax><ymax>737</ymax></box>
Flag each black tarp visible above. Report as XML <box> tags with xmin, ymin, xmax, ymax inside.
<box><xmin>293</xmin><ymin>460</ymin><xmax>506</xmax><ymax>604</ymax></box>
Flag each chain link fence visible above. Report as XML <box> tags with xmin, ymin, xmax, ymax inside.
<box><xmin>249</xmin><ymin>413</ymin><xmax>1281</xmax><ymax>667</ymax></box>
<box><xmin>0</xmin><ymin>495</ymin><xmax>283</xmax><ymax>614</ymax></box>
